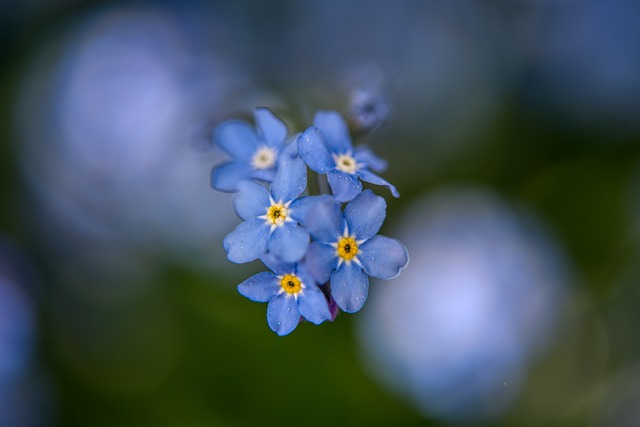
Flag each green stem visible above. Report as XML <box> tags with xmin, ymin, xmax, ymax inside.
<box><xmin>307</xmin><ymin>170</ymin><xmax>329</xmax><ymax>196</ymax></box>
<box><xmin>317</xmin><ymin>174</ymin><xmax>329</xmax><ymax>195</ymax></box>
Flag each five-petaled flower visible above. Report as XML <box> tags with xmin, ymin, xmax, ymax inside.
<box><xmin>304</xmin><ymin>190</ymin><xmax>409</xmax><ymax>313</ymax></box>
<box><xmin>211</xmin><ymin>107</ymin><xmax>292</xmax><ymax>192</ymax></box>
<box><xmin>297</xmin><ymin>110</ymin><xmax>399</xmax><ymax>202</ymax></box>
<box><xmin>223</xmin><ymin>155</ymin><xmax>319</xmax><ymax>264</ymax></box>
<box><xmin>238</xmin><ymin>255</ymin><xmax>332</xmax><ymax>336</ymax></box>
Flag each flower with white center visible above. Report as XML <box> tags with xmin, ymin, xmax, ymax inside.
<box><xmin>333</xmin><ymin>152</ymin><xmax>360</xmax><ymax>174</ymax></box>
<box><xmin>251</xmin><ymin>146</ymin><xmax>278</xmax><ymax>170</ymax></box>
<box><xmin>304</xmin><ymin>190</ymin><xmax>409</xmax><ymax>313</ymax></box>
<box><xmin>297</xmin><ymin>110</ymin><xmax>399</xmax><ymax>202</ymax></box>
<box><xmin>237</xmin><ymin>254</ymin><xmax>332</xmax><ymax>335</ymax></box>
<box><xmin>211</xmin><ymin>107</ymin><xmax>290</xmax><ymax>192</ymax></box>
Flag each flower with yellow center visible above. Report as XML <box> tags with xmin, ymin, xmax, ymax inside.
<box><xmin>301</xmin><ymin>190</ymin><xmax>409</xmax><ymax>313</ymax></box>
<box><xmin>223</xmin><ymin>155</ymin><xmax>309</xmax><ymax>264</ymax></box>
<box><xmin>265</xmin><ymin>203</ymin><xmax>289</xmax><ymax>226</ymax></box>
<box><xmin>251</xmin><ymin>146</ymin><xmax>277</xmax><ymax>170</ymax></box>
<box><xmin>237</xmin><ymin>260</ymin><xmax>332</xmax><ymax>335</ymax></box>
<box><xmin>337</xmin><ymin>236</ymin><xmax>358</xmax><ymax>261</ymax></box>
<box><xmin>279</xmin><ymin>274</ymin><xmax>304</xmax><ymax>296</ymax></box>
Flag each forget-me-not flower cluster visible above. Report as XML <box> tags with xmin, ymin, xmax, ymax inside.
<box><xmin>211</xmin><ymin>107</ymin><xmax>408</xmax><ymax>335</ymax></box>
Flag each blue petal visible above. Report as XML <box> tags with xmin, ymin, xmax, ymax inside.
<box><xmin>233</xmin><ymin>180</ymin><xmax>270</xmax><ymax>220</ymax></box>
<box><xmin>251</xmin><ymin>168</ymin><xmax>276</xmax><ymax>183</ymax></box>
<box><xmin>223</xmin><ymin>218</ymin><xmax>270</xmax><ymax>264</ymax></box>
<box><xmin>214</xmin><ymin>120</ymin><xmax>259</xmax><ymax>160</ymax></box>
<box><xmin>270</xmin><ymin>155</ymin><xmax>307</xmax><ymax>203</ymax></box>
<box><xmin>268</xmin><ymin>223</ymin><xmax>310</xmax><ymax>263</ymax></box>
<box><xmin>358</xmin><ymin>235</ymin><xmax>409</xmax><ymax>279</ymax></box>
<box><xmin>282</xmin><ymin>135</ymin><xmax>299</xmax><ymax>156</ymax></box>
<box><xmin>300</xmin><ymin>196</ymin><xmax>344</xmax><ymax>243</ymax></box>
<box><xmin>267</xmin><ymin>294</ymin><xmax>301</xmax><ymax>336</ymax></box>
<box><xmin>238</xmin><ymin>272</ymin><xmax>280</xmax><ymax>302</ymax></box>
<box><xmin>297</xmin><ymin>127</ymin><xmax>333</xmax><ymax>173</ymax></box>
<box><xmin>328</xmin><ymin>170</ymin><xmax>362</xmax><ymax>202</ymax></box>
<box><xmin>330</xmin><ymin>262</ymin><xmax>369</xmax><ymax>313</ymax></box>
<box><xmin>343</xmin><ymin>189</ymin><xmax>386</xmax><ymax>241</ymax></box>
<box><xmin>259</xmin><ymin>253</ymin><xmax>296</xmax><ymax>276</ymax></box>
<box><xmin>287</xmin><ymin>194</ymin><xmax>334</xmax><ymax>226</ymax></box>
<box><xmin>297</xmin><ymin>285</ymin><xmax>331</xmax><ymax>325</ymax></box>
<box><xmin>354</xmin><ymin>145</ymin><xmax>387</xmax><ymax>172</ymax></box>
<box><xmin>305</xmin><ymin>242</ymin><xmax>338</xmax><ymax>284</ymax></box>
<box><xmin>357</xmin><ymin>169</ymin><xmax>400</xmax><ymax>198</ymax></box>
<box><xmin>211</xmin><ymin>161</ymin><xmax>253</xmax><ymax>192</ymax></box>
<box><xmin>254</xmin><ymin>107</ymin><xmax>287</xmax><ymax>147</ymax></box>
<box><xmin>313</xmin><ymin>111</ymin><xmax>353</xmax><ymax>154</ymax></box>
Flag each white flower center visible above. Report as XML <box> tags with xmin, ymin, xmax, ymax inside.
<box><xmin>333</xmin><ymin>153</ymin><xmax>358</xmax><ymax>174</ymax></box>
<box><xmin>251</xmin><ymin>146</ymin><xmax>277</xmax><ymax>170</ymax></box>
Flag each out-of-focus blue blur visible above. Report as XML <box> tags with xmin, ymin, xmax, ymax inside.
<box><xmin>358</xmin><ymin>189</ymin><xmax>569</xmax><ymax>423</ymax></box>
<box><xmin>17</xmin><ymin>6</ymin><xmax>243</xmax><ymax>278</ymax></box>
<box><xmin>1</xmin><ymin>0</ymin><xmax>640</xmax><ymax>426</ymax></box>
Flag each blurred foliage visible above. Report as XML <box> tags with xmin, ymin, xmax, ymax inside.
<box><xmin>43</xmin><ymin>265</ymin><xmax>427</xmax><ymax>427</ymax></box>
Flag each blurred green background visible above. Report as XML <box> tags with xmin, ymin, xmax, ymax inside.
<box><xmin>1</xmin><ymin>1</ymin><xmax>640</xmax><ymax>426</ymax></box>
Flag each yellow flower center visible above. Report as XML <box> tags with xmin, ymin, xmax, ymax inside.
<box><xmin>334</xmin><ymin>153</ymin><xmax>358</xmax><ymax>174</ymax></box>
<box><xmin>280</xmin><ymin>274</ymin><xmax>302</xmax><ymax>294</ymax></box>
<box><xmin>266</xmin><ymin>203</ymin><xmax>288</xmax><ymax>225</ymax></box>
<box><xmin>337</xmin><ymin>237</ymin><xmax>358</xmax><ymax>261</ymax></box>
<box><xmin>251</xmin><ymin>146</ymin><xmax>277</xmax><ymax>170</ymax></box>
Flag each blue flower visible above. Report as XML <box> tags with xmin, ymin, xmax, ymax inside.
<box><xmin>304</xmin><ymin>190</ymin><xmax>409</xmax><ymax>313</ymax></box>
<box><xmin>238</xmin><ymin>255</ymin><xmax>332</xmax><ymax>335</ymax></box>
<box><xmin>211</xmin><ymin>107</ymin><xmax>291</xmax><ymax>192</ymax></box>
<box><xmin>223</xmin><ymin>155</ymin><xmax>321</xmax><ymax>264</ymax></box>
<box><xmin>297</xmin><ymin>110</ymin><xmax>399</xmax><ymax>202</ymax></box>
